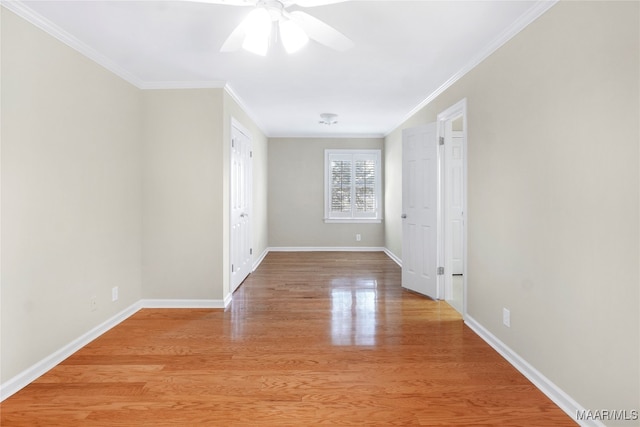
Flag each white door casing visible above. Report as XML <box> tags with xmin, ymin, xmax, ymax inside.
<box><xmin>438</xmin><ymin>98</ymin><xmax>468</xmax><ymax>315</ymax></box>
<box><xmin>230</xmin><ymin>119</ymin><xmax>252</xmax><ymax>293</ymax></box>
<box><xmin>401</xmin><ymin>123</ymin><xmax>439</xmax><ymax>299</ymax></box>
<box><xmin>450</xmin><ymin>131</ymin><xmax>464</xmax><ymax>275</ymax></box>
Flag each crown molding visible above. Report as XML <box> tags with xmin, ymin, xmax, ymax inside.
<box><xmin>384</xmin><ymin>0</ymin><xmax>559</xmax><ymax>137</ymax></box>
<box><xmin>1</xmin><ymin>3</ymin><xmax>237</xmax><ymax>92</ymax></box>
<box><xmin>224</xmin><ymin>84</ymin><xmax>270</xmax><ymax>137</ymax></box>
<box><xmin>1</xmin><ymin>1</ymin><xmax>270</xmax><ymax>136</ymax></box>
<box><xmin>4</xmin><ymin>0</ymin><xmax>558</xmax><ymax>140</ymax></box>
<box><xmin>1</xmin><ymin>0</ymin><xmax>146</xmax><ymax>88</ymax></box>
<box><xmin>140</xmin><ymin>81</ymin><xmax>227</xmax><ymax>90</ymax></box>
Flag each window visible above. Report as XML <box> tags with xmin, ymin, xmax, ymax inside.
<box><xmin>324</xmin><ymin>149</ymin><xmax>382</xmax><ymax>223</ymax></box>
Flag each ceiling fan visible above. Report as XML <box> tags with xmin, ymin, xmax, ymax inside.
<box><xmin>194</xmin><ymin>0</ymin><xmax>354</xmax><ymax>55</ymax></box>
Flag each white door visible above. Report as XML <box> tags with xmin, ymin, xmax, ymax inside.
<box><xmin>402</xmin><ymin>123</ymin><xmax>439</xmax><ymax>299</ymax></box>
<box><xmin>450</xmin><ymin>131</ymin><xmax>464</xmax><ymax>275</ymax></box>
<box><xmin>230</xmin><ymin>121</ymin><xmax>252</xmax><ymax>293</ymax></box>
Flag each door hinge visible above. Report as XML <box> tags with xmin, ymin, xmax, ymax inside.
<box><xmin>250</xmin><ymin>248</ymin><xmax>253</xmax><ymax>255</ymax></box>
<box><xmin>250</xmin><ymin>151</ymin><xmax>253</xmax><ymax>158</ymax></box>
<box><xmin>437</xmin><ymin>266</ymin><xmax>445</xmax><ymax>275</ymax></box>
<box><xmin>231</xmin><ymin>264</ymin><xmax>234</xmax><ymax>273</ymax></box>
<box><xmin>439</xmin><ymin>136</ymin><xmax>445</xmax><ymax>146</ymax></box>
<box><xmin>232</xmin><ymin>138</ymin><xmax>235</xmax><ymax>148</ymax></box>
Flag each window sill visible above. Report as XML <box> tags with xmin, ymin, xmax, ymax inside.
<box><xmin>324</xmin><ymin>218</ymin><xmax>383</xmax><ymax>224</ymax></box>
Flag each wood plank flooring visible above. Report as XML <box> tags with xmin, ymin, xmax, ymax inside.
<box><xmin>1</xmin><ymin>252</ymin><xmax>576</xmax><ymax>426</ymax></box>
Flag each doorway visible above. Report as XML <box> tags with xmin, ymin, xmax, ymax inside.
<box><xmin>230</xmin><ymin>118</ymin><xmax>253</xmax><ymax>293</ymax></box>
<box><xmin>438</xmin><ymin>100</ymin><xmax>467</xmax><ymax>315</ymax></box>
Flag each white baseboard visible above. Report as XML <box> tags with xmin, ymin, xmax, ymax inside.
<box><xmin>0</xmin><ymin>301</ymin><xmax>142</xmax><ymax>401</ymax></box>
<box><xmin>259</xmin><ymin>246</ymin><xmax>401</xmax><ymax>266</ymax></box>
<box><xmin>268</xmin><ymin>246</ymin><xmax>386</xmax><ymax>252</ymax></box>
<box><xmin>223</xmin><ymin>293</ymin><xmax>233</xmax><ymax>308</ymax></box>
<box><xmin>0</xmin><ymin>298</ymin><xmax>231</xmax><ymax>402</ymax></box>
<box><xmin>383</xmin><ymin>248</ymin><xmax>402</xmax><ymax>267</ymax></box>
<box><xmin>464</xmin><ymin>315</ymin><xmax>601</xmax><ymax>427</ymax></box>
<box><xmin>252</xmin><ymin>248</ymin><xmax>269</xmax><ymax>271</ymax></box>
<box><xmin>140</xmin><ymin>299</ymin><xmax>228</xmax><ymax>309</ymax></box>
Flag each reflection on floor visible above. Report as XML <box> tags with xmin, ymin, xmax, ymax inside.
<box><xmin>447</xmin><ymin>274</ymin><xmax>463</xmax><ymax>314</ymax></box>
<box><xmin>330</xmin><ymin>278</ymin><xmax>377</xmax><ymax>346</ymax></box>
<box><xmin>0</xmin><ymin>253</ymin><xmax>575</xmax><ymax>426</ymax></box>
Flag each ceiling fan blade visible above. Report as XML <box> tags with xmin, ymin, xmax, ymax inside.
<box><xmin>190</xmin><ymin>0</ymin><xmax>254</xmax><ymax>5</ymax></box>
<box><xmin>220</xmin><ymin>22</ymin><xmax>247</xmax><ymax>52</ymax></box>
<box><xmin>288</xmin><ymin>11</ymin><xmax>353</xmax><ymax>51</ymax></box>
<box><xmin>293</xmin><ymin>0</ymin><xmax>348</xmax><ymax>7</ymax></box>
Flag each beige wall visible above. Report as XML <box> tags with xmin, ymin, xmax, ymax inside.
<box><xmin>385</xmin><ymin>0</ymin><xmax>639</xmax><ymax>417</ymax></box>
<box><xmin>269</xmin><ymin>137</ymin><xmax>384</xmax><ymax>248</ymax></box>
<box><xmin>1</xmin><ymin>9</ymin><xmax>143</xmax><ymax>381</ymax></box>
<box><xmin>141</xmin><ymin>90</ymin><xmax>268</xmax><ymax>301</ymax></box>
<box><xmin>141</xmin><ymin>89</ymin><xmax>224</xmax><ymax>300</ymax></box>
<box><xmin>0</xmin><ymin>8</ymin><xmax>270</xmax><ymax>385</ymax></box>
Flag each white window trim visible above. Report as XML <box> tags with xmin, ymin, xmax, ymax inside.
<box><xmin>324</xmin><ymin>218</ymin><xmax>383</xmax><ymax>224</ymax></box>
<box><xmin>324</xmin><ymin>149</ymin><xmax>383</xmax><ymax>224</ymax></box>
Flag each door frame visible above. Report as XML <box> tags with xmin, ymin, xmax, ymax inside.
<box><xmin>437</xmin><ymin>99</ymin><xmax>468</xmax><ymax>315</ymax></box>
<box><xmin>229</xmin><ymin>117</ymin><xmax>253</xmax><ymax>293</ymax></box>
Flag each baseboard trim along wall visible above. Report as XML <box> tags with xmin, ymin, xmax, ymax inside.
<box><xmin>0</xmin><ymin>302</ymin><xmax>142</xmax><ymax>401</ymax></box>
<box><xmin>223</xmin><ymin>293</ymin><xmax>233</xmax><ymax>308</ymax></box>
<box><xmin>383</xmin><ymin>248</ymin><xmax>402</xmax><ymax>267</ymax></box>
<box><xmin>140</xmin><ymin>299</ymin><xmax>228</xmax><ymax>309</ymax></box>
<box><xmin>264</xmin><ymin>247</ymin><xmax>400</xmax><ymax>266</ymax></box>
<box><xmin>252</xmin><ymin>248</ymin><xmax>269</xmax><ymax>271</ymax></box>
<box><xmin>0</xmin><ymin>298</ymin><xmax>229</xmax><ymax>402</ymax></box>
<box><xmin>464</xmin><ymin>316</ymin><xmax>602</xmax><ymax>427</ymax></box>
<box><xmin>268</xmin><ymin>246</ymin><xmax>387</xmax><ymax>252</ymax></box>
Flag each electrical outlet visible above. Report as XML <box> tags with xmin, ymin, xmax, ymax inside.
<box><xmin>502</xmin><ymin>308</ymin><xmax>511</xmax><ymax>328</ymax></box>
<box><xmin>356</xmin><ymin>234</ymin><xmax>361</xmax><ymax>241</ymax></box>
<box><xmin>112</xmin><ymin>286</ymin><xmax>119</xmax><ymax>302</ymax></box>
<box><xmin>90</xmin><ymin>296</ymin><xmax>97</xmax><ymax>312</ymax></box>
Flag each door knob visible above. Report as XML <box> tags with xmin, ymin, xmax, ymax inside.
<box><xmin>401</xmin><ymin>214</ymin><xmax>407</xmax><ymax>219</ymax></box>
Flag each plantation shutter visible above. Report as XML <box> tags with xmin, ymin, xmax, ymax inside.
<box><xmin>330</xmin><ymin>158</ymin><xmax>352</xmax><ymax>214</ymax></box>
<box><xmin>355</xmin><ymin>158</ymin><xmax>376</xmax><ymax>214</ymax></box>
<box><xmin>325</xmin><ymin>150</ymin><xmax>381</xmax><ymax>221</ymax></box>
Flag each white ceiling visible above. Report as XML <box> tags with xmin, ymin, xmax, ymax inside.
<box><xmin>6</xmin><ymin>1</ymin><xmax>555</xmax><ymax>137</ymax></box>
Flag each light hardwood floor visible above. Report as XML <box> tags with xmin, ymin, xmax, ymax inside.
<box><xmin>1</xmin><ymin>252</ymin><xmax>575</xmax><ymax>426</ymax></box>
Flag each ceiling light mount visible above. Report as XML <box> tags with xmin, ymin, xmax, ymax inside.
<box><xmin>259</xmin><ymin>0</ymin><xmax>285</xmax><ymax>18</ymax></box>
<box><xmin>238</xmin><ymin>1</ymin><xmax>308</xmax><ymax>55</ymax></box>
<box><xmin>319</xmin><ymin>113</ymin><xmax>338</xmax><ymax>125</ymax></box>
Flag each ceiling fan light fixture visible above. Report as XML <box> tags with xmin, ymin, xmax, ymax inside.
<box><xmin>319</xmin><ymin>113</ymin><xmax>338</xmax><ymax>125</ymax></box>
<box><xmin>242</xmin><ymin>32</ymin><xmax>270</xmax><ymax>56</ymax></box>
<box><xmin>217</xmin><ymin>0</ymin><xmax>354</xmax><ymax>56</ymax></box>
<box><xmin>241</xmin><ymin>8</ymin><xmax>272</xmax><ymax>56</ymax></box>
<box><xmin>279</xmin><ymin>19</ymin><xmax>309</xmax><ymax>53</ymax></box>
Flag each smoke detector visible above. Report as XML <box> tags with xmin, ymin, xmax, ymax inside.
<box><xmin>319</xmin><ymin>113</ymin><xmax>338</xmax><ymax>125</ymax></box>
